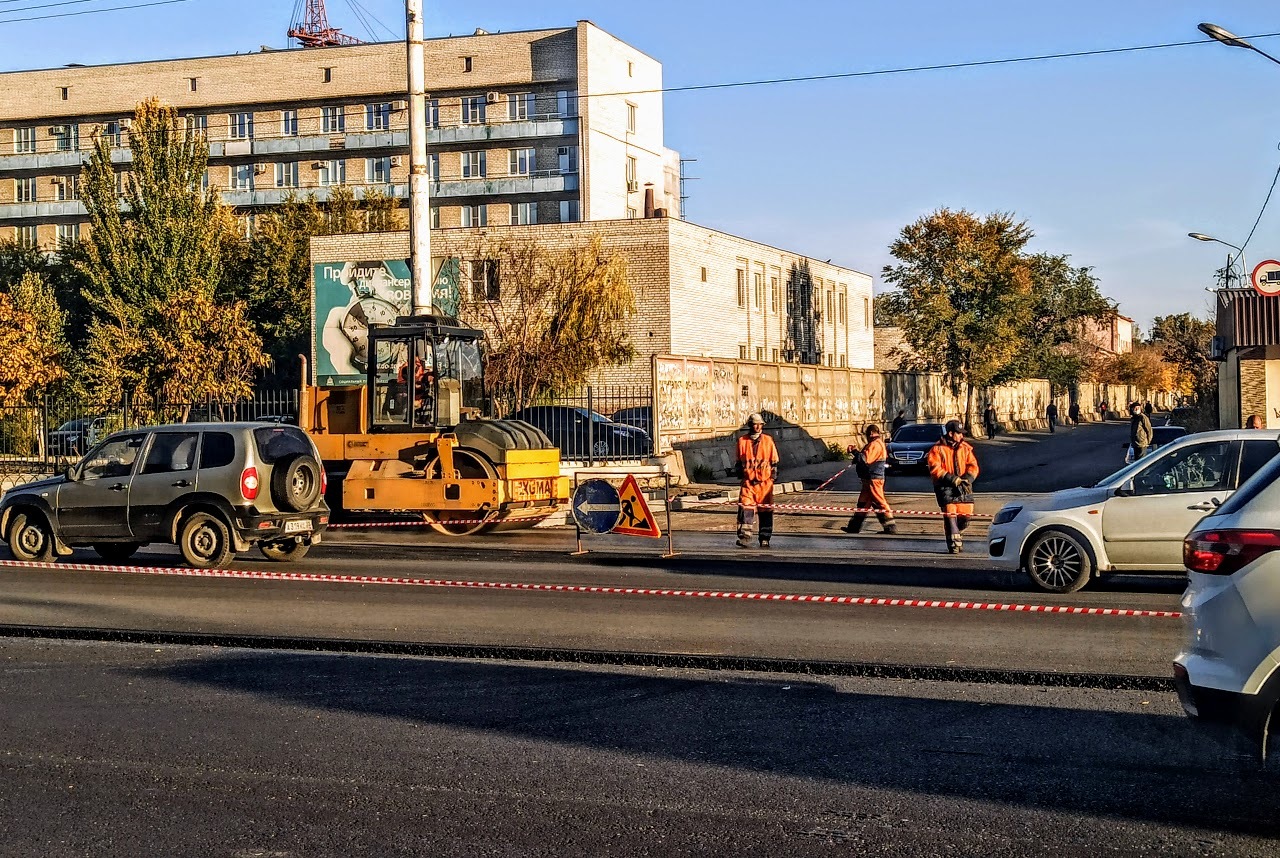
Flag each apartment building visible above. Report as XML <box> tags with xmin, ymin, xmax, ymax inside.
<box><xmin>308</xmin><ymin>218</ymin><xmax>875</xmax><ymax>386</ymax></box>
<box><xmin>0</xmin><ymin>21</ymin><xmax>681</xmax><ymax>249</ymax></box>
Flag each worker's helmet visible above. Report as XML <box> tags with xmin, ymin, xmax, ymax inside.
<box><xmin>747</xmin><ymin>412</ymin><xmax>764</xmax><ymax>427</ymax></box>
<box><xmin>864</xmin><ymin>424</ymin><xmax>881</xmax><ymax>438</ymax></box>
<box><xmin>944</xmin><ymin>419</ymin><xmax>964</xmax><ymax>436</ymax></box>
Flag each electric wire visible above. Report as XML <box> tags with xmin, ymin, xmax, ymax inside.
<box><xmin>1229</xmin><ymin>156</ymin><xmax>1280</xmax><ymax>274</ymax></box>
<box><xmin>0</xmin><ymin>0</ymin><xmax>191</xmax><ymax>24</ymax></box>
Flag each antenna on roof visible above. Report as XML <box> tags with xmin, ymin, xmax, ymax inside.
<box><xmin>288</xmin><ymin>0</ymin><xmax>363</xmax><ymax>48</ymax></box>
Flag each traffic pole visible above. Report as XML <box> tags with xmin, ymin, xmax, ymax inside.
<box><xmin>406</xmin><ymin>0</ymin><xmax>432</xmax><ymax>314</ymax></box>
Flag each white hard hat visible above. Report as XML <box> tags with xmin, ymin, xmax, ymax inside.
<box><xmin>748</xmin><ymin>412</ymin><xmax>764</xmax><ymax>425</ymax></box>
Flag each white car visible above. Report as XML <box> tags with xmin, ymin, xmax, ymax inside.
<box><xmin>988</xmin><ymin>429</ymin><xmax>1280</xmax><ymax>593</ymax></box>
<box><xmin>1175</xmin><ymin>450</ymin><xmax>1280</xmax><ymax>759</ymax></box>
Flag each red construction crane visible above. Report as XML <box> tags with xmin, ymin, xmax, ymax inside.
<box><xmin>288</xmin><ymin>0</ymin><xmax>362</xmax><ymax>48</ymax></box>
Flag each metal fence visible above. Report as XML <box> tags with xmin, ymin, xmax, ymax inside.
<box><xmin>510</xmin><ymin>385</ymin><xmax>654</xmax><ymax>465</ymax></box>
<box><xmin>0</xmin><ymin>390</ymin><xmax>300</xmax><ymax>475</ymax></box>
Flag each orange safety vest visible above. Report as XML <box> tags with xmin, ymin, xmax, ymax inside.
<box><xmin>737</xmin><ymin>433</ymin><xmax>779</xmax><ymax>483</ymax></box>
<box><xmin>926</xmin><ymin>437</ymin><xmax>980</xmax><ymax>485</ymax></box>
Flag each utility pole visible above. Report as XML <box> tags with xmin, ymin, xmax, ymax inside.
<box><xmin>406</xmin><ymin>0</ymin><xmax>432</xmax><ymax>314</ymax></box>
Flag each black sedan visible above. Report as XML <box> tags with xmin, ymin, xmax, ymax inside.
<box><xmin>885</xmin><ymin>422</ymin><xmax>945</xmax><ymax>473</ymax></box>
<box><xmin>508</xmin><ymin>405</ymin><xmax>652</xmax><ymax>461</ymax></box>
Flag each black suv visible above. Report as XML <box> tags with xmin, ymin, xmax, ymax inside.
<box><xmin>1</xmin><ymin>422</ymin><xmax>328</xmax><ymax>568</ymax></box>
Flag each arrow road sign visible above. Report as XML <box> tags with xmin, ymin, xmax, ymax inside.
<box><xmin>572</xmin><ymin>479</ymin><xmax>622</xmax><ymax>533</ymax></box>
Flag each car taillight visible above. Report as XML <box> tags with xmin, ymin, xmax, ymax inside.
<box><xmin>320</xmin><ymin>466</ymin><xmax>327</xmax><ymax>495</ymax></box>
<box><xmin>240</xmin><ymin>467</ymin><xmax>259</xmax><ymax>501</ymax></box>
<box><xmin>1184</xmin><ymin>529</ymin><xmax>1280</xmax><ymax>576</ymax></box>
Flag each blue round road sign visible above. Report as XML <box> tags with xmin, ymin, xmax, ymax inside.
<box><xmin>572</xmin><ymin>479</ymin><xmax>622</xmax><ymax>533</ymax></box>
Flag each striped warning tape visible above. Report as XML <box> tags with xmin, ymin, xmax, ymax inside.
<box><xmin>0</xmin><ymin>559</ymin><xmax>1181</xmax><ymax>618</ymax></box>
<box><xmin>329</xmin><ymin>514</ymin><xmax>554</xmax><ymax>530</ymax></box>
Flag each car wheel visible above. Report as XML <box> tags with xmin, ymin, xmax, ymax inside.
<box><xmin>93</xmin><ymin>542</ymin><xmax>143</xmax><ymax>564</ymax></box>
<box><xmin>178</xmin><ymin>512</ymin><xmax>235</xmax><ymax>568</ymax></box>
<box><xmin>259</xmin><ymin>539</ymin><xmax>310</xmax><ymax>562</ymax></box>
<box><xmin>7</xmin><ymin>511</ymin><xmax>56</xmax><ymax>563</ymax></box>
<box><xmin>270</xmin><ymin>453</ymin><xmax>323</xmax><ymax>513</ymax></box>
<box><xmin>1024</xmin><ymin>528</ymin><xmax>1093</xmax><ymax>593</ymax></box>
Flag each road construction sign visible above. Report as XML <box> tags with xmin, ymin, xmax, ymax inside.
<box><xmin>572</xmin><ymin>479</ymin><xmax>622</xmax><ymax>533</ymax></box>
<box><xmin>612</xmin><ymin>474</ymin><xmax>662</xmax><ymax>538</ymax></box>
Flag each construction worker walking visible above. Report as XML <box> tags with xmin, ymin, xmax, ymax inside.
<box><xmin>926</xmin><ymin>419</ymin><xmax>980</xmax><ymax>554</ymax></box>
<box><xmin>842</xmin><ymin>424</ymin><xmax>897</xmax><ymax>535</ymax></box>
<box><xmin>736</xmin><ymin>413</ymin><xmax>779</xmax><ymax>549</ymax></box>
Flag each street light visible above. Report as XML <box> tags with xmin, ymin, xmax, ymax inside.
<box><xmin>1189</xmin><ymin>232</ymin><xmax>1248</xmax><ymax>289</ymax></box>
<box><xmin>1198</xmin><ymin>22</ymin><xmax>1280</xmax><ymax>67</ymax></box>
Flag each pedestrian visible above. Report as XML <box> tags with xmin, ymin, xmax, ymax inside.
<box><xmin>1098</xmin><ymin>401</ymin><xmax>1107</xmax><ymax>421</ymax></box>
<box><xmin>841</xmin><ymin>424</ymin><xmax>897</xmax><ymax>536</ymax></box>
<box><xmin>1046</xmin><ymin>401</ymin><xmax>1058</xmax><ymax>433</ymax></box>
<box><xmin>1129</xmin><ymin>401</ymin><xmax>1153</xmax><ymax>460</ymax></box>
<box><xmin>891</xmin><ymin>409</ymin><xmax>907</xmax><ymax>434</ymax></box>
<box><xmin>926</xmin><ymin>419</ymin><xmax>980</xmax><ymax>555</ymax></box>
<box><xmin>1246</xmin><ymin>414</ymin><xmax>1264</xmax><ymax>429</ymax></box>
<box><xmin>1144</xmin><ymin>400</ymin><xmax>1154</xmax><ymax>417</ymax></box>
<box><xmin>1068</xmin><ymin>400</ymin><xmax>1081</xmax><ymax>426</ymax></box>
<box><xmin>984</xmin><ymin>403</ymin><xmax>998</xmax><ymax>438</ymax></box>
<box><xmin>735</xmin><ymin>412</ymin><xmax>779</xmax><ymax>549</ymax></box>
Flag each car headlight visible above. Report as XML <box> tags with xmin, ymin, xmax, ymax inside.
<box><xmin>992</xmin><ymin>505</ymin><xmax>1023</xmax><ymax>526</ymax></box>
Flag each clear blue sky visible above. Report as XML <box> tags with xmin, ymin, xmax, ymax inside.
<box><xmin>3</xmin><ymin>0</ymin><xmax>1279</xmax><ymax>334</ymax></box>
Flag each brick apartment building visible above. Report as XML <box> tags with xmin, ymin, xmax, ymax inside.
<box><xmin>309</xmin><ymin>218</ymin><xmax>875</xmax><ymax>385</ymax></box>
<box><xmin>0</xmin><ymin>21</ymin><xmax>681</xmax><ymax>249</ymax></box>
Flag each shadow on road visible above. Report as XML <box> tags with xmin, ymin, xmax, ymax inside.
<box><xmin>156</xmin><ymin>651</ymin><xmax>1280</xmax><ymax>838</ymax></box>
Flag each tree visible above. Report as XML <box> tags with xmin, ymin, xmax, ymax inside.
<box><xmin>77</xmin><ymin>98</ymin><xmax>267</xmax><ymax>404</ymax></box>
<box><xmin>878</xmin><ymin>208</ymin><xmax>1033</xmax><ymax>427</ymax></box>
<box><xmin>1097</xmin><ymin>344</ymin><xmax>1171</xmax><ymax>392</ymax></box>
<box><xmin>0</xmin><ymin>272</ymin><xmax>69</xmax><ymax>406</ymax></box>
<box><xmin>457</xmin><ymin>235</ymin><xmax>635</xmax><ymax>412</ymax></box>
<box><xmin>1150</xmin><ymin>313</ymin><xmax>1216</xmax><ymax>404</ymax></box>
<box><xmin>1006</xmin><ymin>253</ymin><xmax>1114</xmax><ymax>392</ymax></box>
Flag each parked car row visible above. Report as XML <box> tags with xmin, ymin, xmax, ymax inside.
<box><xmin>506</xmin><ymin>405</ymin><xmax>653</xmax><ymax>461</ymax></box>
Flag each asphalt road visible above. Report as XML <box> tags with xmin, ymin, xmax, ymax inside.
<box><xmin>2</xmin><ymin>637</ymin><xmax>1278</xmax><ymax>857</ymax></box>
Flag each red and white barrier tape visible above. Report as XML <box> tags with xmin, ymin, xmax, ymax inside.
<box><xmin>0</xmin><ymin>559</ymin><xmax>1181</xmax><ymax>618</ymax></box>
<box><xmin>329</xmin><ymin>514</ymin><xmax>554</xmax><ymax>530</ymax></box>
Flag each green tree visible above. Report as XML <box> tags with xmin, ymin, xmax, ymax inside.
<box><xmin>878</xmin><ymin>208</ymin><xmax>1033</xmax><ymax>427</ymax></box>
<box><xmin>1150</xmin><ymin>312</ymin><xmax>1217</xmax><ymax>406</ymax></box>
<box><xmin>458</xmin><ymin>235</ymin><xmax>635</xmax><ymax>412</ymax></box>
<box><xmin>77</xmin><ymin>98</ymin><xmax>267</xmax><ymax>404</ymax></box>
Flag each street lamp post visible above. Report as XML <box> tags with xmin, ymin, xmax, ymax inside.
<box><xmin>1199</xmin><ymin>22</ymin><xmax>1280</xmax><ymax>67</ymax></box>
<box><xmin>1189</xmin><ymin>232</ymin><xmax>1248</xmax><ymax>289</ymax></box>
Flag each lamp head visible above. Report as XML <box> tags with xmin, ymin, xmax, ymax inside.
<box><xmin>1199</xmin><ymin>22</ymin><xmax>1252</xmax><ymax>49</ymax></box>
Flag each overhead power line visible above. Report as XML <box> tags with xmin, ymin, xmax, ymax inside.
<box><xmin>0</xmin><ymin>0</ymin><xmax>191</xmax><ymax>24</ymax></box>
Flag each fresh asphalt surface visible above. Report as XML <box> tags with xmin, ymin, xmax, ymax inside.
<box><xmin>6</xmin><ymin>417</ymin><xmax>1272</xmax><ymax>855</ymax></box>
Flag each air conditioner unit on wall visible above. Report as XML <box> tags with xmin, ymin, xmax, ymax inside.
<box><xmin>557</xmin><ymin>146</ymin><xmax>569</xmax><ymax>156</ymax></box>
<box><xmin>118</xmin><ymin>118</ymin><xmax>132</xmax><ymax>129</ymax></box>
<box><xmin>311</xmin><ymin>162</ymin><xmax>325</xmax><ymax>169</ymax></box>
<box><xmin>486</xmin><ymin>91</ymin><xmax>502</xmax><ymax>104</ymax></box>
<box><xmin>253</xmin><ymin>164</ymin><xmax>267</xmax><ymax>175</ymax></box>
<box><xmin>391</xmin><ymin>100</ymin><xmax>408</xmax><ymax>111</ymax></box>
<box><xmin>49</xmin><ymin>125</ymin><xmax>68</xmax><ymax>135</ymax></box>
<box><xmin>390</xmin><ymin>156</ymin><xmax>402</xmax><ymax>167</ymax></box>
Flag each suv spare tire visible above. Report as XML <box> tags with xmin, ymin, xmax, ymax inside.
<box><xmin>271</xmin><ymin>453</ymin><xmax>322</xmax><ymax>512</ymax></box>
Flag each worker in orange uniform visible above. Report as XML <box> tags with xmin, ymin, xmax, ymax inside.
<box><xmin>841</xmin><ymin>424</ymin><xmax>897</xmax><ymax>535</ymax></box>
<box><xmin>736</xmin><ymin>412</ymin><xmax>779</xmax><ymax>549</ymax></box>
<box><xmin>926</xmin><ymin>419</ymin><xmax>980</xmax><ymax>554</ymax></box>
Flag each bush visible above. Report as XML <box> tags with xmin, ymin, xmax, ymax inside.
<box><xmin>824</xmin><ymin>441</ymin><xmax>850</xmax><ymax>461</ymax></box>
<box><xmin>689</xmin><ymin>463</ymin><xmax>714</xmax><ymax>483</ymax></box>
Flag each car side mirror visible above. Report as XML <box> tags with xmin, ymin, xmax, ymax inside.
<box><xmin>64</xmin><ymin>463</ymin><xmax>79</xmax><ymax>481</ymax></box>
<box><xmin>1116</xmin><ymin>479</ymin><xmax>1135</xmax><ymax>497</ymax></box>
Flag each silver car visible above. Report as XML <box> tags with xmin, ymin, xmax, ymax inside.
<box><xmin>988</xmin><ymin>429</ymin><xmax>1280</xmax><ymax>593</ymax></box>
<box><xmin>1175</xmin><ymin>451</ymin><xmax>1280</xmax><ymax>759</ymax></box>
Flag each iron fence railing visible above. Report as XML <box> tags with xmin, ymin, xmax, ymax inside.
<box><xmin>504</xmin><ymin>385</ymin><xmax>654</xmax><ymax>465</ymax></box>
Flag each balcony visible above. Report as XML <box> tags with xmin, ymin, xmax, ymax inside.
<box><xmin>428</xmin><ymin>116</ymin><xmax>578</xmax><ymax>146</ymax></box>
<box><xmin>0</xmin><ymin>147</ymin><xmax>130</xmax><ymax>172</ymax></box>
<box><xmin>0</xmin><ymin>200</ymin><xmax>87</xmax><ymax>220</ymax></box>
<box><xmin>220</xmin><ymin>183</ymin><xmax>407</xmax><ymax>207</ymax></box>
<box><xmin>431</xmin><ymin>171</ymin><xmax>578</xmax><ymax>198</ymax></box>
<box><xmin>208</xmin><ymin>131</ymin><xmax>409</xmax><ymax>159</ymax></box>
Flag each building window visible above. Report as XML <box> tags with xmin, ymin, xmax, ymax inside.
<box><xmin>274</xmin><ymin>162</ymin><xmax>299</xmax><ymax>188</ymax></box>
<box><xmin>200</xmin><ymin>169</ymin><xmax>209</xmax><ymax>192</ymax></box>
<box><xmin>700</xmin><ymin>267</ymin><xmax>707</xmax><ymax>282</ymax></box>
<box><xmin>469</xmin><ymin>259</ymin><xmax>500</xmax><ymax>300</ymax></box>
<box><xmin>506</xmin><ymin>93</ymin><xmax>533</xmax><ymax>121</ymax></box>
<box><xmin>281</xmin><ymin>109</ymin><xmax>298</xmax><ymax>137</ymax></box>
<box><xmin>626</xmin><ymin>207</ymin><xmax>638</xmax><ymax>219</ymax></box>
<box><xmin>559</xmin><ymin>200</ymin><xmax>579</xmax><ymax>223</ymax></box>
<box><xmin>15</xmin><ymin>177</ymin><xmax>36</xmax><ymax>203</ymax></box>
<box><xmin>557</xmin><ymin>90</ymin><xmax>578</xmax><ymax>118</ymax></box>
<box><xmin>425</xmin><ymin>98</ymin><xmax>439</xmax><ymax>129</ymax></box>
<box><xmin>14</xmin><ymin>126</ymin><xmax>35</xmax><ymax>153</ymax></box>
<box><xmin>772</xmin><ymin>349</ymin><xmax>779</xmax><ymax>362</ymax></box>
<box><xmin>461</xmin><ymin>204</ymin><xmax>488</xmax><ymax>228</ymax></box>
<box><xmin>56</xmin><ymin>223</ymin><xmax>79</xmax><ymax>246</ymax></box>
<box><xmin>366</xmin><ymin>157</ymin><xmax>392</xmax><ymax>185</ymax></box>
<box><xmin>770</xmin><ymin>276</ymin><xmax>779</xmax><ymax>311</ymax></box>
<box><xmin>627</xmin><ymin>61</ymin><xmax>634</xmax><ymax>77</ymax></box>
<box><xmin>430</xmin><ymin>206</ymin><xmax>439</xmax><ymax>229</ymax></box>
<box><xmin>53</xmin><ymin>124</ymin><xmax>79</xmax><ymax>151</ymax></box>
<box><xmin>511</xmin><ymin>202</ymin><xmax>537</xmax><ymax>225</ymax></box>
<box><xmin>461</xmin><ymin>151</ymin><xmax>486</xmax><ymax>178</ymax></box>
<box><xmin>839</xmin><ymin>291</ymin><xmax>847</xmax><ymax>324</ymax></box>
<box><xmin>625</xmin><ymin>156</ymin><xmax>637</xmax><ymax>189</ymax></box>
<box><xmin>60</xmin><ymin>87</ymin><xmax>69</xmax><ymax>101</ymax></box>
<box><xmin>558</xmin><ymin>146</ymin><xmax>579</xmax><ymax>174</ymax></box>
<box><xmin>462</xmin><ymin>56</ymin><xmax>473</xmax><ymax>73</ymax></box>
<box><xmin>317</xmin><ymin>159</ymin><xmax>346</xmax><ymax>186</ymax></box>
<box><xmin>626</xmin><ymin>102</ymin><xmax>637</xmax><ymax>133</ymax></box>
<box><xmin>185</xmin><ymin>114</ymin><xmax>207</xmax><ymax>135</ymax></box>
<box><xmin>461</xmin><ymin>96</ymin><xmax>486</xmax><ymax>125</ymax></box>
<box><xmin>188</xmin><ymin>77</ymin><xmax>198</xmax><ymax>92</ymax></box>
<box><xmin>323</xmin><ymin>67</ymin><xmax>333</xmax><ymax>83</ymax></box>
<box><xmin>228</xmin><ymin>112</ymin><xmax>253</xmax><ymax>140</ymax></box>
<box><xmin>427</xmin><ymin>153</ymin><xmax>439</xmax><ymax>180</ymax></box>
<box><xmin>863</xmin><ymin>297</ymin><xmax>870</xmax><ymax>328</ymax></box>
<box><xmin>739</xmin><ymin>345</ymin><xmax>748</xmax><ymax>360</ymax></box>
<box><xmin>509</xmin><ymin>148</ymin><xmax>535</xmax><ymax>176</ymax></box>
<box><xmin>54</xmin><ymin>175</ymin><xmax>79</xmax><ymax>201</ymax></box>
<box><xmin>17</xmin><ymin>225</ymin><xmax>37</xmax><ymax>247</ymax></box>
<box><xmin>755</xmin><ymin>347</ymin><xmax>764</xmax><ymax>361</ymax></box>
<box><xmin>230</xmin><ymin>164</ymin><xmax>253</xmax><ymax>190</ymax></box>
<box><xmin>827</xmin><ymin>290</ymin><xmax>834</xmax><ymax>319</ymax></box>
<box><xmin>736</xmin><ymin>269</ymin><xmax>746</xmax><ymax>307</ymax></box>
<box><xmin>840</xmin><ymin>355</ymin><xmax>847</xmax><ymax>368</ymax></box>
<box><xmin>102</xmin><ymin>120</ymin><xmax>126</xmax><ymax>146</ymax></box>
<box><xmin>365</xmin><ymin>102</ymin><xmax>391</xmax><ymax>131</ymax></box>
<box><xmin>321</xmin><ymin>106</ymin><xmax>345</xmax><ymax>133</ymax></box>
<box><xmin>754</xmin><ymin>272</ymin><xmax>764</xmax><ymax>309</ymax></box>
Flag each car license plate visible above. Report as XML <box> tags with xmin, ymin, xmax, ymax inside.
<box><xmin>283</xmin><ymin>519</ymin><xmax>312</xmax><ymax>535</ymax></box>
<box><xmin>511</xmin><ymin>478</ymin><xmax>554</xmax><ymax>501</ymax></box>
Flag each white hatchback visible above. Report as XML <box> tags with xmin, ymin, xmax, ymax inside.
<box><xmin>988</xmin><ymin>430</ymin><xmax>1280</xmax><ymax>593</ymax></box>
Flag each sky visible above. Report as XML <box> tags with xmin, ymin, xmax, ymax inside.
<box><xmin>2</xmin><ymin>0</ymin><xmax>1280</xmax><ymax>333</ymax></box>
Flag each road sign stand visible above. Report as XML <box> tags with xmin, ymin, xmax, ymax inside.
<box><xmin>569</xmin><ymin>469</ymin><xmax>678</xmax><ymax>558</ymax></box>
